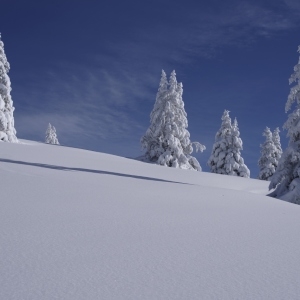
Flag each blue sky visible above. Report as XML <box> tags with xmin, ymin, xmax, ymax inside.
<box><xmin>2</xmin><ymin>0</ymin><xmax>300</xmax><ymax>176</ymax></box>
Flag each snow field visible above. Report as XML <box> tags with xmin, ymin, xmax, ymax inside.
<box><xmin>1</xmin><ymin>141</ymin><xmax>300</xmax><ymax>299</ymax></box>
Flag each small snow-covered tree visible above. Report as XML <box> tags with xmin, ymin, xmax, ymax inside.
<box><xmin>45</xmin><ymin>123</ymin><xmax>52</xmax><ymax>143</ymax></box>
<box><xmin>207</xmin><ymin>110</ymin><xmax>232</xmax><ymax>174</ymax></box>
<box><xmin>0</xmin><ymin>34</ymin><xmax>17</xmax><ymax>142</ymax></box>
<box><xmin>269</xmin><ymin>46</ymin><xmax>300</xmax><ymax>204</ymax></box>
<box><xmin>258</xmin><ymin>127</ymin><xmax>277</xmax><ymax>180</ymax></box>
<box><xmin>141</xmin><ymin>70</ymin><xmax>205</xmax><ymax>171</ymax></box>
<box><xmin>45</xmin><ymin>123</ymin><xmax>59</xmax><ymax>145</ymax></box>
<box><xmin>208</xmin><ymin>111</ymin><xmax>250</xmax><ymax>177</ymax></box>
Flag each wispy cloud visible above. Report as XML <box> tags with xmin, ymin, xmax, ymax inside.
<box><xmin>16</xmin><ymin>113</ymin><xmax>85</xmax><ymax>143</ymax></box>
<box><xmin>14</xmin><ymin>63</ymin><xmax>151</xmax><ymax>145</ymax></box>
<box><xmin>283</xmin><ymin>0</ymin><xmax>300</xmax><ymax>12</ymax></box>
<box><xmin>103</xmin><ymin>0</ymin><xmax>299</xmax><ymax>62</ymax></box>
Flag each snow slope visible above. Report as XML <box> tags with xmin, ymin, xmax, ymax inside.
<box><xmin>1</xmin><ymin>140</ymin><xmax>300</xmax><ymax>300</ymax></box>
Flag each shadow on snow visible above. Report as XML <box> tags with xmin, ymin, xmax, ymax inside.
<box><xmin>0</xmin><ymin>158</ymin><xmax>190</xmax><ymax>185</ymax></box>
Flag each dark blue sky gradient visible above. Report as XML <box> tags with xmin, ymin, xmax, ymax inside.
<box><xmin>1</xmin><ymin>0</ymin><xmax>300</xmax><ymax>176</ymax></box>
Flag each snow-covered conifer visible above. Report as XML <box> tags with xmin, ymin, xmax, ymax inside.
<box><xmin>0</xmin><ymin>34</ymin><xmax>17</xmax><ymax>142</ymax></box>
<box><xmin>269</xmin><ymin>46</ymin><xmax>300</xmax><ymax>204</ymax></box>
<box><xmin>272</xmin><ymin>127</ymin><xmax>282</xmax><ymax>165</ymax></box>
<box><xmin>258</xmin><ymin>127</ymin><xmax>277</xmax><ymax>180</ymax></box>
<box><xmin>208</xmin><ymin>111</ymin><xmax>250</xmax><ymax>177</ymax></box>
<box><xmin>141</xmin><ymin>70</ymin><xmax>205</xmax><ymax>171</ymax></box>
<box><xmin>45</xmin><ymin>123</ymin><xmax>52</xmax><ymax>144</ymax></box>
<box><xmin>231</xmin><ymin>118</ymin><xmax>250</xmax><ymax>177</ymax></box>
<box><xmin>45</xmin><ymin>123</ymin><xmax>59</xmax><ymax>145</ymax></box>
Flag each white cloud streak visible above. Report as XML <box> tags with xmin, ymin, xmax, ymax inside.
<box><xmin>14</xmin><ymin>64</ymin><xmax>151</xmax><ymax>145</ymax></box>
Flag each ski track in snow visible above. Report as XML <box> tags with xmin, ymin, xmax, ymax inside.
<box><xmin>1</xmin><ymin>140</ymin><xmax>300</xmax><ymax>300</ymax></box>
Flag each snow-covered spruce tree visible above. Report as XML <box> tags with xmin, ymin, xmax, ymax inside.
<box><xmin>207</xmin><ymin>110</ymin><xmax>232</xmax><ymax>174</ymax></box>
<box><xmin>0</xmin><ymin>34</ymin><xmax>17</xmax><ymax>142</ymax></box>
<box><xmin>269</xmin><ymin>46</ymin><xmax>300</xmax><ymax>204</ymax></box>
<box><xmin>45</xmin><ymin>123</ymin><xmax>59</xmax><ymax>145</ymax></box>
<box><xmin>258</xmin><ymin>127</ymin><xmax>277</xmax><ymax>180</ymax></box>
<box><xmin>272</xmin><ymin>127</ymin><xmax>282</xmax><ymax>165</ymax></box>
<box><xmin>208</xmin><ymin>111</ymin><xmax>250</xmax><ymax>177</ymax></box>
<box><xmin>141</xmin><ymin>70</ymin><xmax>205</xmax><ymax>171</ymax></box>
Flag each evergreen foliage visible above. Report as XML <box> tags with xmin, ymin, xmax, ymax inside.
<box><xmin>141</xmin><ymin>70</ymin><xmax>205</xmax><ymax>171</ymax></box>
<box><xmin>208</xmin><ymin>110</ymin><xmax>250</xmax><ymax>177</ymax></box>
<box><xmin>269</xmin><ymin>46</ymin><xmax>300</xmax><ymax>204</ymax></box>
<box><xmin>45</xmin><ymin>123</ymin><xmax>59</xmax><ymax>145</ymax></box>
<box><xmin>0</xmin><ymin>34</ymin><xmax>17</xmax><ymax>142</ymax></box>
<box><xmin>258</xmin><ymin>127</ymin><xmax>277</xmax><ymax>180</ymax></box>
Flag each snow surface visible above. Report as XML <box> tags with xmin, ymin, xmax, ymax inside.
<box><xmin>1</xmin><ymin>140</ymin><xmax>300</xmax><ymax>300</ymax></box>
